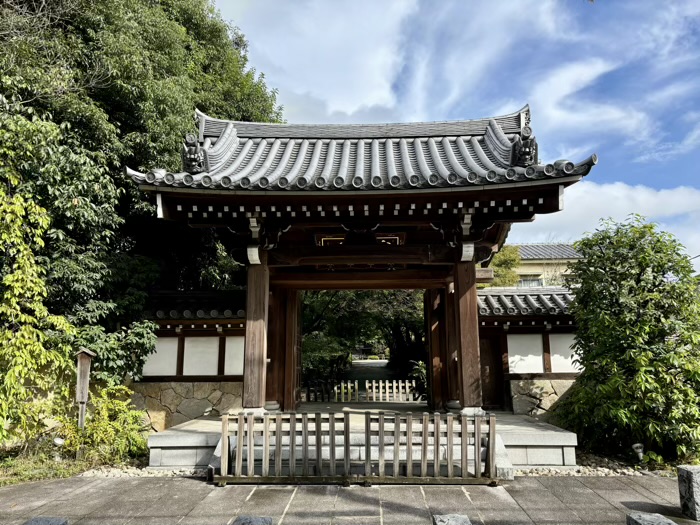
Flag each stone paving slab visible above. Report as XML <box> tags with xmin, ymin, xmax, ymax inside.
<box><xmin>0</xmin><ymin>476</ymin><xmax>692</xmax><ymax>524</ymax></box>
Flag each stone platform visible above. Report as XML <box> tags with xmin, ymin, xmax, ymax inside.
<box><xmin>147</xmin><ymin>407</ymin><xmax>577</xmax><ymax>473</ymax></box>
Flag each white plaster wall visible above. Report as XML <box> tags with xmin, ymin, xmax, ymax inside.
<box><xmin>183</xmin><ymin>337</ymin><xmax>219</xmax><ymax>375</ymax></box>
<box><xmin>142</xmin><ymin>337</ymin><xmax>178</xmax><ymax>376</ymax></box>
<box><xmin>507</xmin><ymin>334</ymin><xmax>544</xmax><ymax>373</ymax></box>
<box><xmin>549</xmin><ymin>333</ymin><xmax>581</xmax><ymax>372</ymax></box>
<box><xmin>224</xmin><ymin>336</ymin><xmax>245</xmax><ymax>375</ymax></box>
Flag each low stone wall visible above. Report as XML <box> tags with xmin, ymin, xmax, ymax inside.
<box><xmin>510</xmin><ymin>379</ymin><xmax>575</xmax><ymax>416</ymax></box>
<box><xmin>131</xmin><ymin>381</ymin><xmax>243</xmax><ymax>432</ymax></box>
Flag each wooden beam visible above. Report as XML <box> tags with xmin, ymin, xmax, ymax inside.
<box><xmin>454</xmin><ymin>261</ymin><xmax>482</xmax><ymax>409</ymax></box>
<box><xmin>270</xmin><ymin>269</ymin><xmax>452</xmax><ymax>289</ymax></box>
<box><xmin>268</xmin><ymin>245</ymin><xmax>457</xmax><ymax>266</ymax></box>
<box><xmin>243</xmin><ymin>252</ymin><xmax>270</xmax><ymax>409</ymax></box>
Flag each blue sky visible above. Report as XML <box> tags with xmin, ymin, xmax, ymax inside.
<box><xmin>216</xmin><ymin>0</ymin><xmax>700</xmax><ymax>268</ymax></box>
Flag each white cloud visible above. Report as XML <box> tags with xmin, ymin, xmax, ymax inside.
<box><xmin>527</xmin><ymin>59</ymin><xmax>655</xmax><ymax>145</ymax></box>
<box><xmin>635</xmin><ymin>119</ymin><xmax>700</xmax><ymax>162</ymax></box>
<box><xmin>223</xmin><ymin>0</ymin><xmax>417</xmax><ymax>117</ymax></box>
<box><xmin>508</xmin><ymin>181</ymin><xmax>700</xmax><ymax>270</ymax></box>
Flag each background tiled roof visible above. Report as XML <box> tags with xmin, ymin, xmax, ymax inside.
<box><xmin>477</xmin><ymin>287</ymin><xmax>573</xmax><ymax>316</ymax></box>
<box><xmin>515</xmin><ymin>244</ymin><xmax>581</xmax><ymax>260</ymax></box>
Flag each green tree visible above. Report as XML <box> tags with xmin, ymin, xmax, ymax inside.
<box><xmin>554</xmin><ymin>216</ymin><xmax>700</xmax><ymax>460</ymax></box>
<box><xmin>0</xmin><ymin>101</ymin><xmax>75</xmax><ymax>443</ymax></box>
<box><xmin>487</xmin><ymin>245</ymin><xmax>521</xmax><ymax>287</ymax></box>
<box><xmin>0</xmin><ymin>0</ymin><xmax>280</xmax><ymax>441</ymax></box>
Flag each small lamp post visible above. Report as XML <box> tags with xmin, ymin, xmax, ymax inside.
<box><xmin>75</xmin><ymin>347</ymin><xmax>96</xmax><ymax>429</ymax></box>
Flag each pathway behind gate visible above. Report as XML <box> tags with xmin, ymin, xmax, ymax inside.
<box><xmin>0</xmin><ymin>475</ymin><xmax>693</xmax><ymax>525</ymax></box>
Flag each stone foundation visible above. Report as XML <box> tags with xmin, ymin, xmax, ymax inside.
<box><xmin>510</xmin><ymin>379</ymin><xmax>575</xmax><ymax>416</ymax></box>
<box><xmin>131</xmin><ymin>381</ymin><xmax>243</xmax><ymax>431</ymax></box>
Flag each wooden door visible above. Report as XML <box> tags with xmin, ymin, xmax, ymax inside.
<box><xmin>479</xmin><ymin>334</ymin><xmax>504</xmax><ymax>409</ymax></box>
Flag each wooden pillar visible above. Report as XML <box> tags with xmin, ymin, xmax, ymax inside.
<box><xmin>445</xmin><ymin>285</ymin><xmax>461</xmax><ymax>407</ymax></box>
<box><xmin>427</xmin><ymin>289</ymin><xmax>445</xmax><ymax>410</ymax></box>
<box><xmin>243</xmin><ymin>251</ymin><xmax>269</xmax><ymax>409</ymax></box>
<box><xmin>283</xmin><ymin>289</ymin><xmax>300</xmax><ymax>411</ymax></box>
<box><xmin>265</xmin><ymin>288</ymin><xmax>285</xmax><ymax>410</ymax></box>
<box><xmin>454</xmin><ymin>261</ymin><xmax>482</xmax><ymax>410</ymax></box>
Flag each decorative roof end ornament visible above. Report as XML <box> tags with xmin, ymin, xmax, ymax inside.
<box><xmin>182</xmin><ymin>133</ymin><xmax>205</xmax><ymax>174</ymax></box>
<box><xmin>511</xmin><ymin>132</ymin><xmax>538</xmax><ymax>168</ymax></box>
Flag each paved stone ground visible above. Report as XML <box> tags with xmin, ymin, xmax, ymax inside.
<box><xmin>0</xmin><ymin>475</ymin><xmax>694</xmax><ymax>525</ymax></box>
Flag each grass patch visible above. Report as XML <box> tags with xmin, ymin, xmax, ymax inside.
<box><xmin>0</xmin><ymin>449</ymin><xmax>90</xmax><ymax>487</ymax></box>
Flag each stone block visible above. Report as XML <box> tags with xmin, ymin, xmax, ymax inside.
<box><xmin>563</xmin><ymin>446</ymin><xmax>576</xmax><ymax>466</ymax></box>
<box><xmin>171</xmin><ymin>382</ymin><xmax>194</xmax><ymax>399</ymax></box>
<box><xmin>678</xmin><ymin>465</ymin><xmax>700</xmax><ymax>520</ymax></box>
<box><xmin>511</xmin><ymin>394</ymin><xmax>538</xmax><ymax>415</ymax></box>
<box><xmin>232</xmin><ymin>517</ymin><xmax>273</xmax><ymax>525</ymax></box>
<box><xmin>506</xmin><ymin>446</ymin><xmax>528</xmax><ymax>466</ymax></box>
<box><xmin>171</xmin><ymin>412</ymin><xmax>190</xmax><ymax>427</ymax></box>
<box><xmin>526</xmin><ymin>446</ymin><xmax>564</xmax><ymax>466</ymax></box>
<box><xmin>149</xmin><ymin>447</ymin><xmax>162</xmax><ymax>467</ymax></box>
<box><xmin>160</xmin><ymin>447</ymin><xmax>197</xmax><ymax>467</ymax></box>
<box><xmin>217</xmin><ymin>392</ymin><xmax>242</xmax><ymax>414</ymax></box>
<box><xmin>161</xmin><ymin>388</ymin><xmax>184</xmax><ymax>412</ymax></box>
<box><xmin>432</xmin><ymin>516</ymin><xmax>471</xmax><ymax>525</ymax></box>
<box><xmin>130</xmin><ymin>392</ymin><xmax>146</xmax><ymax>410</ymax></box>
<box><xmin>177</xmin><ymin>397</ymin><xmax>213</xmax><ymax>419</ymax></box>
<box><xmin>208</xmin><ymin>389</ymin><xmax>223</xmax><ymax>405</ymax></box>
<box><xmin>550</xmin><ymin>380</ymin><xmax>575</xmax><ymax>397</ymax></box>
<box><xmin>221</xmin><ymin>381</ymin><xmax>243</xmax><ymax>395</ymax></box>
<box><xmin>135</xmin><ymin>382</ymin><xmax>163</xmax><ymax>399</ymax></box>
<box><xmin>194</xmin><ymin>382</ymin><xmax>219</xmax><ymax>399</ymax></box>
<box><xmin>22</xmin><ymin>519</ymin><xmax>68</xmax><ymax>525</ymax></box>
<box><xmin>626</xmin><ymin>511</ymin><xmax>676</xmax><ymax>524</ymax></box>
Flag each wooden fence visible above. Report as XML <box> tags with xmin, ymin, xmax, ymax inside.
<box><xmin>214</xmin><ymin>411</ymin><xmax>497</xmax><ymax>485</ymax></box>
<box><xmin>365</xmin><ymin>379</ymin><xmax>418</xmax><ymax>402</ymax></box>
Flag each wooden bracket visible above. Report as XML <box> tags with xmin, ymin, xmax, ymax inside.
<box><xmin>247</xmin><ymin>245</ymin><xmax>261</xmax><ymax>265</ymax></box>
<box><xmin>249</xmin><ymin>217</ymin><xmax>261</xmax><ymax>240</ymax></box>
<box><xmin>460</xmin><ymin>242</ymin><xmax>475</xmax><ymax>262</ymax></box>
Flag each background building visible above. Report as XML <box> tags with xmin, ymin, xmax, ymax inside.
<box><xmin>513</xmin><ymin>244</ymin><xmax>581</xmax><ymax>287</ymax></box>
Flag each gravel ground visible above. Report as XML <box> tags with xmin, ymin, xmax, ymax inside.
<box><xmin>514</xmin><ymin>451</ymin><xmax>676</xmax><ymax>478</ymax></box>
<box><xmin>78</xmin><ymin>452</ymin><xmax>676</xmax><ymax>479</ymax></box>
<box><xmin>79</xmin><ymin>465</ymin><xmax>207</xmax><ymax>478</ymax></box>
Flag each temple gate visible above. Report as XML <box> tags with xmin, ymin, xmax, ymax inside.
<box><xmin>127</xmin><ymin>105</ymin><xmax>596</xmax><ymax>416</ymax></box>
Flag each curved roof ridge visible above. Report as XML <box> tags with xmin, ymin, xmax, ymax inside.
<box><xmin>195</xmin><ymin>105</ymin><xmax>530</xmax><ymax>140</ymax></box>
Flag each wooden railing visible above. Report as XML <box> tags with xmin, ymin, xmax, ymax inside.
<box><xmin>334</xmin><ymin>380</ymin><xmax>359</xmax><ymax>402</ymax></box>
<box><xmin>365</xmin><ymin>379</ymin><xmax>418</xmax><ymax>402</ymax></box>
<box><xmin>215</xmin><ymin>411</ymin><xmax>497</xmax><ymax>485</ymax></box>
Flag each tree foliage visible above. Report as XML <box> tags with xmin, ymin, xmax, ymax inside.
<box><xmin>0</xmin><ymin>0</ymin><xmax>280</xmax><ymax>441</ymax></box>
<box><xmin>486</xmin><ymin>245</ymin><xmax>521</xmax><ymax>287</ymax></box>
<box><xmin>301</xmin><ymin>290</ymin><xmax>426</xmax><ymax>379</ymax></box>
<box><xmin>554</xmin><ymin>216</ymin><xmax>700</xmax><ymax>460</ymax></box>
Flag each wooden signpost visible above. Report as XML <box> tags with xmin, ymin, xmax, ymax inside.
<box><xmin>75</xmin><ymin>347</ymin><xmax>96</xmax><ymax>429</ymax></box>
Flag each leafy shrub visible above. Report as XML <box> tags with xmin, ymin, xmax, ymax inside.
<box><xmin>554</xmin><ymin>217</ymin><xmax>700</xmax><ymax>461</ymax></box>
<box><xmin>367</xmin><ymin>355</ymin><xmax>379</xmax><ymax>360</ymax></box>
<box><xmin>409</xmin><ymin>360</ymin><xmax>428</xmax><ymax>401</ymax></box>
<box><xmin>59</xmin><ymin>386</ymin><xmax>148</xmax><ymax>465</ymax></box>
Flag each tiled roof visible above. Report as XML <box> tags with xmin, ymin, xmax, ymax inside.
<box><xmin>146</xmin><ymin>291</ymin><xmax>246</xmax><ymax>321</ymax></box>
<box><xmin>477</xmin><ymin>287</ymin><xmax>573</xmax><ymax>316</ymax></box>
<box><xmin>516</xmin><ymin>244</ymin><xmax>581</xmax><ymax>260</ymax></box>
<box><xmin>126</xmin><ymin>106</ymin><xmax>597</xmax><ymax>192</ymax></box>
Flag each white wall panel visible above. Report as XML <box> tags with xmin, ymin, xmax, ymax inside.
<box><xmin>142</xmin><ymin>337</ymin><xmax>178</xmax><ymax>376</ymax></box>
<box><xmin>549</xmin><ymin>334</ymin><xmax>581</xmax><ymax>372</ymax></box>
<box><xmin>507</xmin><ymin>334</ymin><xmax>544</xmax><ymax>373</ymax></box>
<box><xmin>183</xmin><ymin>337</ymin><xmax>219</xmax><ymax>375</ymax></box>
<box><xmin>224</xmin><ymin>336</ymin><xmax>245</xmax><ymax>375</ymax></box>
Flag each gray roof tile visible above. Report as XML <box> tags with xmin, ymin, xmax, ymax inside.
<box><xmin>516</xmin><ymin>244</ymin><xmax>581</xmax><ymax>260</ymax></box>
<box><xmin>126</xmin><ymin>105</ymin><xmax>597</xmax><ymax>191</ymax></box>
<box><xmin>477</xmin><ymin>287</ymin><xmax>573</xmax><ymax>316</ymax></box>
